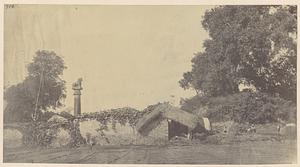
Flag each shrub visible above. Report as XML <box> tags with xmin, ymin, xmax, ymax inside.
<box><xmin>68</xmin><ymin>119</ymin><xmax>85</xmax><ymax>147</ymax></box>
<box><xmin>59</xmin><ymin>111</ymin><xmax>75</xmax><ymax>120</ymax></box>
<box><xmin>22</xmin><ymin>122</ymin><xmax>59</xmax><ymax>147</ymax></box>
<box><xmin>22</xmin><ymin>118</ymin><xmax>85</xmax><ymax>148</ymax></box>
<box><xmin>181</xmin><ymin>92</ymin><xmax>296</xmax><ymax>124</ymax></box>
<box><xmin>81</xmin><ymin>107</ymin><xmax>145</xmax><ymax>130</ymax></box>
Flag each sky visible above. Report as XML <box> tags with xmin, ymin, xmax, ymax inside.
<box><xmin>4</xmin><ymin>5</ymin><xmax>212</xmax><ymax>112</ymax></box>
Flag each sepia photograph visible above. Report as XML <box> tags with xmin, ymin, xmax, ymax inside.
<box><xmin>2</xmin><ymin>3</ymin><xmax>298</xmax><ymax>164</ymax></box>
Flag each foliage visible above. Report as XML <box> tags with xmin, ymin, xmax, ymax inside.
<box><xmin>4</xmin><ymin>50</ymin><xmax>67</xmax><ymax>122</ymax></box>
<box><xmin>80</xmin><ymin>103</ymin><xmax>167</xmax><ymax>132</ymax></box>
<box><xmin>181</xmin><ymin>92</ymin><xmax>296</xmax><ymax>124</ymax></box>
<box><xmin>180</xmin><ymin>96</ymin><xmax>210</xmax><ymax>112</ymax></box>
<box><xmin>68</xmin><ymin>120</ymin><xmax>85</xmax><ymax>147</ymax></box>
<box><xmin>22</xmin><ymin>122</ymin><xmax>62</xmax><ymax>147</ymax></box>
<box><xmin>179</xmin><ymin>6</ymin><xmax>296</xmax><ymax>101</ymax></box>
<box><xmin>59</xmin><ymin>111</ymin><xmax>76</xmax><ymax>121</ymax></box>
<box><xmin>68</xmin><ymin>107</ymin><xmax>146</xmax><ymax>146</ymax></box>
<box><xmin>21</xmin><ymin>118</ymin><xmax>87</xmax><ymax>148</ymax></box>
<box><xmin>142</xmin><ymin>102</ymin><xmax>166</xmax><ymax>115</ymax></box>
<box><xmin>81</xmin><ymin>107</ymin><xmax>144</xmax><ymax>130</ymax></box>
<box><xmin>39</xmin><ymin>111</ymin><xmax>56</xmax><ymax>122</ymax></box>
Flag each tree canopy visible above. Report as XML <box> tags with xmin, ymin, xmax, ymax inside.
<box><xmin>4</xmin><ymin>50</ymin><xmax>67</xmax><ymax>122</ymax></box>
<box><xmin>179</xmin><ymin>6</ymin><xmax>296</xmax><ymax>101</ymax></box>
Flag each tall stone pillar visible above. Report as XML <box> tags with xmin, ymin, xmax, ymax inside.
<box><xmin>72</xmin><ymin>78</ymin><xmax>83</xmax><ymax>116</ymax></box>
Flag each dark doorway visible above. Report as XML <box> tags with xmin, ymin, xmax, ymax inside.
<box><xmin>168</xmin><ymin>120</ymin><xmax>188</xmax><ymax>140</ymax></box>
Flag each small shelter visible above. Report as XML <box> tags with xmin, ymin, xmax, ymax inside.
<box><xmin>136</xmin><ymin>103</ymin><xmax>211</xmax><ymax>140</ymax></box>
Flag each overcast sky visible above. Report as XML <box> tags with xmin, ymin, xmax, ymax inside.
<box><xmin>4</xmin><ymin>5</ymin><xmax>212</xmax><ymax>112</ymax></box>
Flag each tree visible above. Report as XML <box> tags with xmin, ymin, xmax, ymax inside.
<box><xmin>180</xmin><ymin>6</ymin><xmax>296</xmax><ymax>101</ymax></box>
<box><xmin>4</xmin><ymin>50</ymin><xmax>67</xmax><ymax>122</ymax></box>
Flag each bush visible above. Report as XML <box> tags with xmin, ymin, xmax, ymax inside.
<box><xmin>68</xmin><ymin>119</ymin><xmax>85</xmax><ymax>147</ymax></box>
<box><xmin>22</xmin><ymin>119</ymin><xmax>85</xmax><ymax>148</ymax></box>
<box><xmin>59</xmin><ymin>111</ymin><xmax>75</xmax><ymax>120</ymax></box>
<box><xmin>81</xmin><ymin>107</ymin><xmax>145</xmax><ymax>130</ymax></box>
<box><xmin>22</xmin><ymin>122</ymin><xmax>59</xmax><ymax>147</ymax></box>
<box><xmin>181</xmin><ymin>92</ymin><xmax>296</xmax><ymax>124</ymax></box>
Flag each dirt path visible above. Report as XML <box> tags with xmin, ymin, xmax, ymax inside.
<box><xmin>4</xmin><ymin>141</ymin><xmax>297</xmax><ymax>164</ymax></box>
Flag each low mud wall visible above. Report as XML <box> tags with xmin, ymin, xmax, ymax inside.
<box><xmin>78</xmin><ymin>119</ymin><xmax>168</xmax><ymax>146</ymax></box>
<box><xmin>3</xmin><ymin>118</ymin><xmax>169</xmax><ymax>148</ymax></box>
<box><xmin>4</xmin><ymin>129</ymin><xmax>23</xmax><ymax>148</ymax></box>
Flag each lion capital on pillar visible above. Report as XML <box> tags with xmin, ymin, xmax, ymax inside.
<box><xmin>72</xmin><ymin>78</ymin><xmax>83</xmax><ymax>95</ymax></box>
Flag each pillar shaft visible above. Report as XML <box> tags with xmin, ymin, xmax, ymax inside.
<box><xmin>72</xmin><ymin>78</ymin><xmax>83</xmax><ymax>117</ymax></box>
<box><xmin>74</xmin><ymin>94</ymin><xmax>81</xmax><ymax>116</ymax></box>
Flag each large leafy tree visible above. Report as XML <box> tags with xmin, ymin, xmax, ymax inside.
<box><xmin>4</xmin><ymin>50</ymin><xmax>67</xmax><ymax>122</ymax></box>
<box><xmin>180</xmin><ymin>6</ymin><xmax>296</xmax><ymax>101</ymax></box>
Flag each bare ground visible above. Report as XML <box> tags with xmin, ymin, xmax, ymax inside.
<box><xmin>4</xmin><ymin>140</ymin><xmax>297</xmax><ymax>164</ymax></box>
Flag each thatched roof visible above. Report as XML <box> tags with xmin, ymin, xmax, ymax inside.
<box><xmin>135</xmin><ymin>105</ymin><xmax>164</xmax><ymax>136</ymax></box>
<box><xmin>162</xmin><ymin>105</ymin><xmax>199</xmax><ymax>129</ymax></box>
<box><xmin>136</xmin><ymin>103</ymin><xmax>208</xmax><ymax>136</ymax></box>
